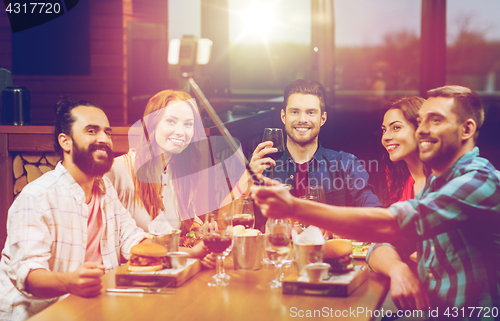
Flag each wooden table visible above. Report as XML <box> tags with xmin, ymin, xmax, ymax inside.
<box><xmin>28</xmin><ymin>259</ymin><xmax>389</xmax><ymax>321</ymax></box>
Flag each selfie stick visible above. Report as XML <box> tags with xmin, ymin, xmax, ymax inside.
<box><xmin>185</xmin><ymin>74</ymin><xmax>247</xmax><ymax>165</ymax></box>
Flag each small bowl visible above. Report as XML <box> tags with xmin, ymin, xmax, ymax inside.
<box><xmin>167</xmin><ymin>251</ymin><xmax>189</xmax><ymax>269</ymax></box>
<box><xmin>305</xmin><ymin>263</ymin><xmax>330</xmax><ymax>283</ymax></box>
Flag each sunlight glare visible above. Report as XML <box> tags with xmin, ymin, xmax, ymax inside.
<box><xmin>244</xmin><ymin>3</ymin><xmax>276</xmax><ymax>37</ymax></box>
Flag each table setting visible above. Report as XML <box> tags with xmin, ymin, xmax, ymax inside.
<box><xmin>28</xmin><ymin>207</ymin><xmax>389</xmax><ymax>321</ymax></box>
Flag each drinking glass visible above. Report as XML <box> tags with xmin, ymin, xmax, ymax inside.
<box><xmin>232</xmin><ymin>195</ymin><xmax>255</xmax><ymax>229</ymax></box>
<box><xmin>309</xmin><ymin>185</ymin><xmax>326</xmax><ymax>203</ymax></box>
<box><xmin>262</xmin><ymin>128</ymin><xmax>285</xmax><ymax>179</ymax></box>
<box><xmin>300</xmin><ymin>185</ymin><xmax>325</xmax><ymax>203</ymax></box>
<box><xmin>213</xmin><ymin>244</ymin><xmax>232</xmax><ymax>281</ymax></box>
<box><xmin>265</xmin><ymin>218</ymin><xmax>292</xmax><ymax>288</ymax></box>
<box><xmin>203</xmin><ymin>212</ymin><xmax>233</xmax><ymax>287</ymax></box>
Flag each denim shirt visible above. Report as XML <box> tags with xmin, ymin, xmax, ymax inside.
<box><xmin>263</xmin><ymin>144</ymin><xmax>381</xmax><ymax>208</ymax></box>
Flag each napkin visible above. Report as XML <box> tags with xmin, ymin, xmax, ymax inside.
<box><xmin>292</xmin><ymin>226</ymin><xmax>326</xmax><ymax>245</ymax></box>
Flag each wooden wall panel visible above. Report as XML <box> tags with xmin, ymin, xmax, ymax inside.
<box><xmin>1</xmin><ymin>0</ymin><xmax>169</xmax><ymax>127</ymax></box>
<box><xmin>0</xmin><ymin>0</ymin><xmax>125</xmax><ymax>125</ymax></box>
<box><xmin>92</xmin><ymin>54</ymin><xmax>124</xmax><ymax>67</ymax></box>
<box><xmin>90</xmin><ymin>28</ymin><xmax>123</xmax><ymax>41</ymax></box>
<box><xmin>90</xmin><ymin>1</ymin><xmax>123</xmax><ymax>15</ymax></box>
<box><xmin>92</xmin><ymin>41</ymin><xmax>124</xmax><ymax>55</ymax></box>
<box><xmin>6</xmin><ymin>78</ymin><xmax>123</xmax><ymax>93</ymax></box>
<box><xmin>90</xmin><ymin>16</ymin><xmax>123</xmax><ymax>28</ymax></box>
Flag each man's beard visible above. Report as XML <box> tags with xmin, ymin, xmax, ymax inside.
<box><xmin>285</xmin><ymin>126</ymin><xmax>319</xmax><ymax>147</ymax></box>
<box><xmin>73</xmin><ymin>141</ymin><xmax>114</xmax><ymax>176</ymax></box>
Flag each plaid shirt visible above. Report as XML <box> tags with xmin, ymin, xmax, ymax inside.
<box><xmin>0</xmin><ymin>163</ymin><xmax>145</xmax><ymax>321</ymax></box>
<box><xmin>389</xmin><ymin>147</ymin><xmax>500</xmax><ymax>319</ymax></box>
<box><xmin>264</xmin><ymin>144</ymin><xmax>382</xmax><ymax>207</ymax></box>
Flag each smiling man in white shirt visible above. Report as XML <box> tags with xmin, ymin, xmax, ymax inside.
<box><xmin>0</xmin><ymin>98</ymin><xmax>145</xmax><ymax>321</ymax></box>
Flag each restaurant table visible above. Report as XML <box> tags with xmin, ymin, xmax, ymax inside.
<box><xmin>28</xmin><ymin>259</ymin><xmax>389</xmax><ymax>321</ymax></box>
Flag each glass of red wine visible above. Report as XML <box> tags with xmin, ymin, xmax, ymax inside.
<box><xmin>203</xmin><ymin>212</ymin><xmax>233</xmax><ymax>287</ymax></box>
<box><xmin>262</xmin><ymin>128</ymin><xmax>285</xmax><ymax>179</ymax></box>
<box><xmin>232</xmin><ymin>195</ymin><xmax>255</xmax><ymax>229</ymax></box>
<box><xmin>265</xmin><ymin>218</ymin><xmax>292</xmax><ymax>288</ymax></box>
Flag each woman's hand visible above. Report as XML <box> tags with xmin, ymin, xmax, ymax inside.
<box><xmin>182</xmin><ymin>241</ymin><xmax>216</xmax><ymax>269</ymax></box>
<box><xmin>180</xmin><ymin>240</ymin><xmax>216</xmax><ymax>269</ymax></box>
<box><xmin>180</xmin><ymin>241</ymin><xmax>208</xmax><ymax>259</ymax></box>
<box><xmin>191</xmin><ymin>220</ymin><xmax>218</xmax><ymax>239</ymax></box>
<box><xmin>200</xmin><ymin>252</ymin><xmax>216</xmax><ymax>269</ymax></box>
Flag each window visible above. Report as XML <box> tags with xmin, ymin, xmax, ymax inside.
<box><xmin>228</xmin><ymin>0</ymin><xmax>311</xmax><ymax>94</ymax></box>
<box><xmin>334</xmin><ymin>0</ymin><xmax>421</xmax><ymax>96</ymax></box>
<box><xmin>167</xmin><ymin>0</ymin><xmax>201</xmax><ymax>88</ymax></box>
<box><xmin>168</xmin><ymin>0</ymin><xmax>201</xmax><ymax>41</ymax></box>
<box><xmin>446</xmin><ymin>0</ymin><xmax>500</xmax><ymax>92</ymax></box>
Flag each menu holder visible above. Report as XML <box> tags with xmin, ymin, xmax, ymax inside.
<box><xmin>282</xmin><ymin>265</ymin><xmax>368</xmax><ymax>297</ymax></box>
<box><xmin>115</xmin><ymin>258</ymin><xmax>201</xmax><ymax>288</ymax></box>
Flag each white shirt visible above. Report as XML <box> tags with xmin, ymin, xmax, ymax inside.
<box><xmin>106</xmin><ymin>151</ymin><xmax>190</xmax><ymax>232</ymax></box>
<box><xmin>0</xmin><ymin>163</ymin><xmax>145</xmax><ymax>321</ymax></box>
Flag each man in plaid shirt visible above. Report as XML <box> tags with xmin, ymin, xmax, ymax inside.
<box><xmin>0</xmin><ymin>99</ymin><xmax>145</xmax><ymax>321</ymax></box>
<box><xmin>252</xmin><ymin>85</ymin><xmax>500</xmax><ymax>320</ymax></box>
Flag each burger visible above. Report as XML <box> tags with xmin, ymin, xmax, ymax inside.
<box><xmin>323</xmin><ymin>239</ymin><xmax>354</xmax><ymax>273</ymax></box>
<box><xmin>128</xmin><ymin>242</ymin><xmax>170</xmax><ymax>272</ymax></box>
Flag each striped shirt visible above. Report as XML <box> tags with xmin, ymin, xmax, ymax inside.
<box><xmin>389</xmin><ymin>147</ymin><xmax>500</xmax><ymax>319</ymax></box>
<box><xmin>0</xmin><ymin>162</ymin><xmax>145</xmax><ymax>321</ymax></box>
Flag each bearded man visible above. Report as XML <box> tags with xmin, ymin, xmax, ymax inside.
<box><xmin>0</xmin><ymin>98</ymin><xmax>145</xmax><ymax>321</ymax></box>
<box><xmin>252</xmin><ymin>85</ymin><xmax>500</xmax><ymax>319</ymax></box>
<box><xmin>247</xmin><ymin>79</ymin><xmax>380</xmax><ymax>229</ymax></box>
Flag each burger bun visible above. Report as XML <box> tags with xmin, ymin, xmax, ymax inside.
<box><xmin>130</xmin><ymin>242</ymin><xmax>168</xmax><ymax>257</ymax></box>
<box><xmin>324</xmin><ymin>239</ymin><xmax>352</xmax><ymax>259</ymax></box>
<box><xmin>128</xmin><ymin>264</ymin><xmax>164</xmax><ymax>273</ymax></box>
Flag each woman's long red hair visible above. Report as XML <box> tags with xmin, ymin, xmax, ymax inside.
<box><xmin>131</xmin><ymin>90</ymin><xmax>204</xmax><ymax>233</ymax></box>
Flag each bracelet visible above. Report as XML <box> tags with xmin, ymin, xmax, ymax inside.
<box><xmin>235</xmin><ymin>180</ymin><xmax>244</xmax><ymax>195</ymax></box>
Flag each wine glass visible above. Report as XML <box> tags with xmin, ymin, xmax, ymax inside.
<box><xmin>232</xmin><ymin>195</ymin><xmax>255</xmax><ymax>229</ymax></box>
<box><xmin>300</xmin><ymin>185</ymin><xmax>325</xmax><ymax>203</ymax></box>
<box><xmin>262</xmin><ymin>128</ymin><xmax>285</xmax><ymax>179</ymax></box>
<box><xmin>213</xmin><ymin>243</ymin><xmax>232</xmax><ymax>282</ymax></box>
<box><xmin>309</xmin><ymin>185</ymin><xmax>326</xmax><ymax>203</ymax></box>
<box><xmin>203</xmin><ymin>212</ymin><xmax>233</xmax><ymax>287</ymax></box>
<box><xmin>265</xmin><ymin>218</ymin><xmax>292</xmax><ymax>288</ymax></box>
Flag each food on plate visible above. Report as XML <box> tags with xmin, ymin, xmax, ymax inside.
<box><xmin>180</xmin><ymin>230</ymin><xmax>201</xmax><ymax>248</ymax></box>
<box><xmin>352</xmin><ymin>242</ymin><xmax>371</xmax><ymax>257</ymax></box>
<box><xmin>233</xmin><ymin>225</ymin><xmax>246</xmax><ymax>236</ymax></box>
<box><xmin>323</xmin><ymin>239</ymin><xmax>354</xmax><ymax>273</ymax></box>
<box><xmin>243</xmin><ymin>229</ymin><xmax>261</xmax><ymax>236</ymax></box>
<box><xmin>233</xmin><ymin>225</ymin><xmax>261</xmax><ymax>237</ymax></box>
<box><xmin>128</xmin><ymin>242</ymin><xmax>170</xmax><ymax>272</ymax></box>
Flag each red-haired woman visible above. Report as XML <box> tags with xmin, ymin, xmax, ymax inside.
<box><xmin>106</xmin><ymin>90</ymin><xmax>214</xmax><ymax>267</ymax></box>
